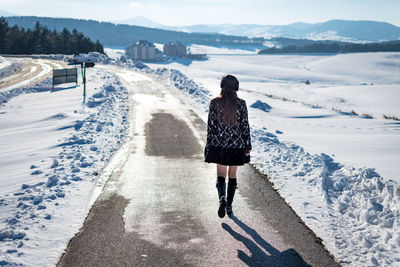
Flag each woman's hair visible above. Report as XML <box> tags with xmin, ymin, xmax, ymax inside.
<box><xmin>219</xmin><ymin>75</ymin><xmax>239</xmax><ymax>127</ymax></box>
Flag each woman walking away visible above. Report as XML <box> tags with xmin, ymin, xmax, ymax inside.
<box><xmin>204</xmin><ymin>75</ymin><xmax>251</xmax><ymax>218</ymax></box>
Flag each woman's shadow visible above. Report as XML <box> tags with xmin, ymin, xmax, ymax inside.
<box><xmin>222</xmin><ymin>215</ymin><xmax>311</xmax><ymax>267</ymax></box>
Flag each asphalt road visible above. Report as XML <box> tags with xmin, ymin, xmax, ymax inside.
<box><xmin>57</xmin><ymin>69</ymin><xmax>340</xmax><ymax>267</ymax></box>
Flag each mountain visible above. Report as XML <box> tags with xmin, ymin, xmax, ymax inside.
<box><xmin>113</xmin><ymin>16</ymin><xmax>164</xmax><ymax>28</ymax></box>
<box><xmin>164</xmin><ymin>20</ymin><xmax>400</xmax><ymax>42</ymax></box>
<box><xmin>0</xmin><ymin>10</ymin><xmax>19</xmax><ymax>17</ymax></box>
<box><xmin>5</xmin><ymin>16</ymin><xmax>399</xmax><ymax>50</ymax></box>
<box><xmin>4</xmin><ymin>16</ymin><xmax>263</xmax><ymax>47</ymax></box>
<box><xmin>96</xmin><ymin>17</ymin><xmax>400</xmax><ymax>42</ymax></box>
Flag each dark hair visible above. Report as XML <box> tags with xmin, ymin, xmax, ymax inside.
<box><xmin>219</xmin><ymin>75</ymin><xmax>239</xmax><ymax>127</ymax></box>
<box><xmin>220</xmin><ymin>74</ymin><xmax>239</xmax><ymax>92</ymax></box>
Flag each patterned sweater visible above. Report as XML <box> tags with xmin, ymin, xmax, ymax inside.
<box><xmin>206</xmin><ymin>97</ymin><xmax>252</xmax><ymax>150</ymax></box>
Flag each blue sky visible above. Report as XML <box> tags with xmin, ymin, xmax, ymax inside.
<box><xmin>1</xmin><ymin>0</ymin><xmax>399</xmax><ymax>26</ymax></box>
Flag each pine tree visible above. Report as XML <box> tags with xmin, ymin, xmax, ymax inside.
<box><xmin>0</xmin><ymin>19</ymin><xmax>104</xmax><ymax>55</ymax></box>
<box><xmin>0</xmin><ymin>17</ymin><xmax>9</xmax><ymax>53</ymax></box>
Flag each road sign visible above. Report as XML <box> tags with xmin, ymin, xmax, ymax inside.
<box><xmin>52</xmin><ymin>68</ymin><xmax>78</xmax><ymax>89</ymax></box>
<box><xmin>85</xmin><ymin>62</ymin><xmax>95</xmax><ymax>68</ymax></box>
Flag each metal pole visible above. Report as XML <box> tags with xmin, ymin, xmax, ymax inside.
<box><xmin>83</xmin><ymin>63</ymin><xmax>86</xmax><ymax>103</ymax></box>
<box><xmin>81</xmin><ymin>63</ymin><xmax>84</xmax><ymax>82</ymax></box>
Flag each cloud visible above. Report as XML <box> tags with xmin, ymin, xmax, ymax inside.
<box><xmin>129</xmin><ymin>2</ymin><xmax>161</xmax><ymax>9</ymax></box>
<box><xmin>129</xmin><ymin>2</ymin><xmax>144</xmax><ymax>8</ymax></box>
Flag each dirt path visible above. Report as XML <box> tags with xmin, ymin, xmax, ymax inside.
<box><xmin>0</xmin><ymin>58</ymin><xmax>67</xmax><ymax>91</ymax></box>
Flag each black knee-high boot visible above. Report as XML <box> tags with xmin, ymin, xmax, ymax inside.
<box><xmin>216</xmin><ymin>176</ymin><xmax>226</xmax><ymax>218</ymax></box>
<box><xmin>226</xmin><ymin>178</ymin><xmax>237</xmax><ymax>216</ymax></box>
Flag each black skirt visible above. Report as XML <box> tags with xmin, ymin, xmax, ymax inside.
<box><xmin>204</xmin><ymin>146</ymin><xmax>250</xmax><ymax>166</ymax></box>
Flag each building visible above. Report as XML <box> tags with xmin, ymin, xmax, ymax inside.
<box><xmin>126</xmin><ymin>40</ymin><xmax>159</xmax><ymax>61</ymax></box>
<box><xmin>163</xmin><ymin>42</ymin><xmax>187</xmax><ymax>57</ymax></box>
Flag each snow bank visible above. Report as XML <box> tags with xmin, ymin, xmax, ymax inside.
<box><xmin>70</xmin><ymin>52</ymin><xmax>147</xmax><ymax>69</ymax></box>
<box><xmin>250</xmin><ymin>100</ymin><xmax>272</xmax><ymax>112</ymax></box>
<box><xmin>0</xmin><ymin>56</ymin><xmax>22</xmax><ymax>80</ymax></box>
<box><xmin>0</xmin><ymin>78</ymin><xmax>52</xmax><ymax>105</ymax></box>
<box><xmin>149</xmin><ymin>65</ymin><xmax>400</xmax><ymax>266</ymax></box>
<box><xmin>251</xmin><ymin>129</ymin><xmax>400</xmax><ymax>266</ymax></box>
<box><xmin>146</xmin><ymin>68</ymin><xmax>211</xmax><ymax>112</ymax></box>
<box><xmin>0</xmin><ymin>69</ymin><xmax>129</xmax><ymax>266</ymax></box>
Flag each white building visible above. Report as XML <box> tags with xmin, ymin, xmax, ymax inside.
<box><xmin>126</xmin><ymin>40</ymin><xmax>160</xmax><ymax>61</ymax></box>
<box><xmin>163</xmin><ymin>41</ymin><xmax>187</xmax><ymax>57</ymax></box>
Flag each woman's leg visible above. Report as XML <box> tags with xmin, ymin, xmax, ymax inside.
<box><xmin>226</xmin><ymin>166</ymin><xmax>238</xmax><ymax>216</ymax></box>
<box><xmin>217</xmin><ymin>164</ymin><xmax>227</xmax><ymax>177</ymax></box>
<box><xmin>216</xmin><ymin>164</ymin><xmax>227</xmax><ymax>218</ymax></box>
<box><xmin>228</xmin><ymin>166</ymin><xmax>237</xmax><ymax>178</ymax></box>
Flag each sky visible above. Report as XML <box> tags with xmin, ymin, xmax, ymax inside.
<box><xmin>1</xmin><ymin>0</ymin><xmax>400</xmax><ymax>26</ymax></box>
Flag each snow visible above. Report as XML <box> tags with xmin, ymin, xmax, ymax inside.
<box><xmin>153</xmin><ymin>43</ymin><xmax>261</xmax><ymax>55</ymax></box>
<box><xmin>0</xmin><ymin>56</ymin><xmax>22</xmax><ymax>80</ymax></box>
<box><xmin>1</xmin><ymin>50</ymin><xmax>399</xmax><ymax>266</ymax></box>
<box><xmin>250</xmin><ymin>100</ymin><xmax>271</xmax><ymax>112</ymax></box>
<box><xmin>0</xmin><ymin>56</ymin><xmax>11</xmax><ymax>70</ymax></box>
<box><xmin>306</xmin><ymin>31</ymin><xmax>363</xmax><ymax>42</ymax></box>
<box><xmin>104</xmin><ymin>47</ymin><xmax>125</xmax><ymax>60</ymax></box>
<box><xmin>1</xmin><ymin>60</ymin><xmax>52</xmax><ymax>93</ymax></box>
<box><xmin>187</xmin><ymin>44</ymin><xmax>261</xmax><ymax>55</ymax></box>
<box><xmin>145</xmin><ymin>52</ymin><xmax>400</xmax><ymax>266</ymax></box>
<box><xmin>146</xmin><ymin>53</ymin><xmax>400</xmax><ymax>181</ymax></box>
<box><xmin>0</xmin><ymin>65</ymin><xmax>129</xmax><ymax>266</ymax></box>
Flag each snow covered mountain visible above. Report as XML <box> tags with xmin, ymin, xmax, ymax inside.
<box><xmin>167</xmin><ymin>20</ymin><xmax>400</xmax><ymax>42</ymax></box>
<box><xmin>0</xmin><ymin>10</ymin><xmax>19</xmax><ymax>17</ymax></box>
<box><xmin>122</xmin><ymin>17</ymin><xmax>400</xmax><ymax>42</ymax></box>
<box><xmin>113</xmin><ymin>16</ymin><xmax>164</xmax><ymax>28</ymax></box>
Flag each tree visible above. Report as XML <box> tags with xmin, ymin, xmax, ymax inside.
<box><xmin>0</xmin><ymin>20</ymin><xmax>105</xmax><ymax>55</ymax></box>
<box><xmin>0</xmin><ymin>17</ymin><xmax>9</xmax><ymax>53</ymax></box>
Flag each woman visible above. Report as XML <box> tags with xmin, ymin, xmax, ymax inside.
<box><xmin>204</xmin><ymin>74</ymin><xmax>251</xmax><ymax>218</ymax></box>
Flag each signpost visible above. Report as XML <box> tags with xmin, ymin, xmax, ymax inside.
<box><xmin>81</xmin><ymin>62</ymin><xmax>95</xmax><ymax>102</ymax></box>
<box><xmin>52</xmin><ymin>68</ymin><xmax>78</xmax><ymax>89</ymax></box>
<box><xmin>60</xmin><ymin>59</ymin><xmax>96</xmax><ymax>102</ymax></box>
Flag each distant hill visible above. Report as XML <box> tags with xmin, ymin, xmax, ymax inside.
<box><xmin>113</xmin><ymin>16</ymin><xmax>164</xmax><ymax>29</ymax></box>
<box><xmin>6</xmin><ymin>16</ymin><xmax>399</xmax><ymax>52</ymax></box>
<box><xmin>259</xmin><ymin>40</ymin><xmax>400</xmax><ymax>54</ymax></box>
<box><xmin>4</xmin><ymin>16</ymin><xmax>264</xmax><ymax>48</ymax></box>
<box><xmin>163</xmin><ymin>20</ymin><xmax>400</xmax><ymax>42</ymax></box>
<box><xmin>0</xmin><ymin>10</ymin><xmax>19</xmax><ymax>17</ymax></box>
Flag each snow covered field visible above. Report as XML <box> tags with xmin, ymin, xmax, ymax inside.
<box><xmin>152</xmin><ymin>43</ymin><xmax>263</xmax><ymax>55</ymax></box>
<box><xmin>147</xmin><ymin>53</ymin><xmax>400</xmax><ymax>181</ymax></box>
<box><xmin>0</xmin><ymin>50</ymin><xmax>399</xmax><ymax>266</ymax></box>
<box><xmin>146</xmin><ymin>52</ymin><xmax>400</xmax><ymax>266</ymax></box>
<box><xmin>0</xmin><ymin>66</ymin><xmax>129</xmax><ymax>266</ymax></box>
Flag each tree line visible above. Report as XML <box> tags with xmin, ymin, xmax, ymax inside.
<box><xmin>0</xmin><ymin>17</ymin><xmax>104</xmax><ymax>55</ymax></box>
<box><xmin>258</xmin><ymin>40</ymin><xmax>400</xmax><ymax>54</ymax></box>
<box><xmin>5</xmin><ymin>16</ymin><xmax>264</xmax><ymax>47</ymax></box>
